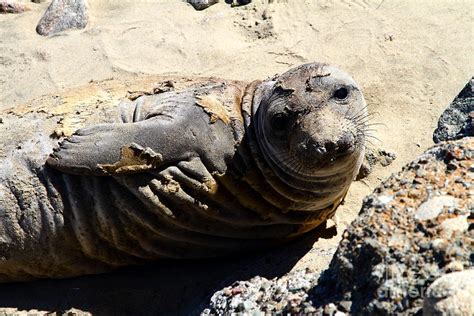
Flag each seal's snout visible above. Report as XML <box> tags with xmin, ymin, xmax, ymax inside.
<box><xmin>292</xmin><ymin>106</ymin><xmax>358</xmax><ymax>166</ymax></box>
<box><xmin>305</xmin><ymin>130</ymin><xmax>355</xmax><ymax>161</ymax></box>
<box><xmin>336</xmin><ymin>131</ymin><xmax>356</xmax><ymax>156</ymax></box>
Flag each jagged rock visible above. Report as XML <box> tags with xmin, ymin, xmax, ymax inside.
<box><xmin>326</xmin><ymin>137</ymin><xmax>473</xmax><ymax>315</ymax></box>
<box><xmin>36</xmin><ymin>0</ymin><xmax>88</xmax><ymax>36</ymax></box>
<box><xmin>0</xmin><ymin>0</ymin><xmax>30</xmax><ymax>13</ymax></box>
<box><xmin>423</xmin><ymin>270</ymin><xmax>474</xmax><ymax>316</ymax></box>
<box><xmin>201</xmin><ymin>269</ymin><xmax>319</xmax><ymax>315</ymax></box>
<box><xmin>187</xmin><ymin>0</ymin><xmax>219</xmax><ymax>10</ymax></box>
<box><xmin>357</xmin><ymin>147</ymin><xmax>397</xmax><ymax>180</ymax></box>
<box><xmin>202</xmin><ymin>137</ymin><xmax>473</xmax><ymax>315</ymax></box>
<box><xmin>433</xmin><ymin>77</ymin><xmax>474</xmax><ymax>142</ymax></box>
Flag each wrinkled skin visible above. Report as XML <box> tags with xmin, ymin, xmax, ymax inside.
<box><xmin>0</xmin><ymin>63</ymin><xmax>367</xmax><ymax>281</ymax></box>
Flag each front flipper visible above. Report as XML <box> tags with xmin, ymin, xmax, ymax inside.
<box><xmin>47</xmin><ymin>90</ymin><xmax>238</xmax><ymax>176</ymax></box>
<box><xmin>47</xmin><ymin>123</ymin><xmax>153</xmax><ymax>176</ymax></box>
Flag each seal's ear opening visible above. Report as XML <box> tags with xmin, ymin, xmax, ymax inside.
<box><xmin>270</xmin><ymin>113</ymin><xmax>291</xmax><ymax>134</ymax></box>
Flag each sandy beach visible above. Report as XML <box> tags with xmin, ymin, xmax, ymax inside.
<box><xmin>0</xmin><ymin>0</ymin><xmax>472</xmax><ymax>314</ymax></box>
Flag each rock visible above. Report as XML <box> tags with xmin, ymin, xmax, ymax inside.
<box><xmin>203</xmin><ymin>137</ymin><xmax>473</xmax><ymax>315</ymax></box>
<box><xmin>225</xmin><ymin>0</ymin><xmax>252</xmax><ymax>6</ymax></box>
<box><xmin>0</xmin><ymin>308</ymin><xmax>91</xmax><ymax>315</ymax></box>
<box><xmin>423</xmin><ymin>270</ymin><xmax>474</xmax><ymax>316</ymax></box>
<box><xmin>31</xmin><ymin>0</ymin><xmax>47</xmax><ymax>3</ymax></box>
<box><xmin>187</xmin><ymin>0</ymin><xmax>219</xmax><ymax>10</ymax></box>
<box><xmin>414</xmin><ymin>195</ymin><xmax>458</xmax><ymax>220</ymax></box>
<box><xmin>338</xmin><ymin>300</ymin><xmax>352</xmax><ymax>312</ymax></box>
<box><xmin>0</xmin><ymin>0</ymin><xmax>30</xmax><ymax>13</ymax></box>
<box><xmin>36</xmin><ymin>0</ymin><xmax>88</xmax><ymax>36</ymax></box>
<box><xmin>326</xmin><ymin>137</ymin><xmax>473</xmax><ymax>315</ymax></box>
<box><xmin>439</xmin><ymin>215</ymin><xmax>469</xmax><ymax>237</ymax></box>
<box><xmin>433</xmin><ymin>77</ymin><xmax>474</xmax><ymax>142</ymax></box>
<box><xmin>187</xmin><ymin>0</ymin><xmax>251</xmax><ymax>10</ymax></box>
<box><xmin>357</xmin><ymin>147</ymin><xmax>397</xmax><ymax>180</ymax></box>
<box><xmin>202</xmin><ymin>269</ymin><xmax>319</xmax><ymax>314</ymax></box>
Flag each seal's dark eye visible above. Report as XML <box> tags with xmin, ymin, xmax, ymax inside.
<box><xmin>334</xmin><ymin>87</ymin><xmax>349</xmax><ymax>100</ymax></box>
<box><xmin>271</xmin><ymin>113</ymin><xmax>290</xmax><ymax>132</ymax></box>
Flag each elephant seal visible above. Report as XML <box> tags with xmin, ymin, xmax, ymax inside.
<box><xmin>0</xmin><ymin>62</ymin><xmax>367</xmax><ymax>281</ymax></box>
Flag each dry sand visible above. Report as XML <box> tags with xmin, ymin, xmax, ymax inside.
<box><xmin>0</xmin><ymin>0</ymin><xmax>473</xmax><ymax>314</ymax></box>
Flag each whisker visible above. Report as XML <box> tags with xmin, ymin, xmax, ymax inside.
<box><xmin>351</xmin><ymin>112</ymin><xmax>378</xmax><ymax>123</ymax></box>
<box><xmin>348</xmin><ymin>104</ymin><xmax>369</xmax><ymax>118</ymax></box>
<box><xmin>362</xmin><ymin>122</ymin><xmax>386</xmax><ymax>128</ymax></box>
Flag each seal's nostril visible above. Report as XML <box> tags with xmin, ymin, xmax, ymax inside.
<box><xmin>324</xmin><ymin>141</ymin><xmax>336</xmax><ymax>152</ymax></box>
<box><xmin>298</xmin><ymin>143</ymin><xmax>308</xmax><ymax>151</ymax></box>
<box><xmin>336</xmin><ymin>132</ymin><xmax>355</xmax><ymax>154</ymax></box>
<box><xmin>316</xmin><ymin>146</ymin><xmax>326</xmax><ymax>156</ymax></box>
<box><xmin>311</xmin><ymin>143</ymin><xmax>327</xmax><ymax>157</ymax></box>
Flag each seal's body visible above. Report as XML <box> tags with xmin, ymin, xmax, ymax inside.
<box><xmin>0</xmin><ymin>63</ymin><xmax>367</xmax><ymax>281</ymax></box>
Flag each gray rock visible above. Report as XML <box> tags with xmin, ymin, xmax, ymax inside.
<box><xmin>357</xmin><ymin>147</ymin><xmax>397</xmax><ymax>180</ymax></box>
<box><xmin>414</xmin><ymin>195</ymin><xmax>458</xmax><ymax>220</ymax></box>
<box><xmin>202</xmin><ymin>137</ymin><xmax>473</xmax><ymax>315</ymax></box>
<box><xmin>327</xmin><ymin>137</ymin><xmax>473</xmax><ymax>315</ymax></box>
<box><xmin>423</xmin><ymin>270</ymin><xmax>474</xmax><ymax>316</ymax></box>
<box><xmin>225</xmin><ymin>0</ymin><xmax>252</xmax><ymax>6</ymax></box>
<box><xmin>0</xmin><ymin>0</ymin><xmax>30</xmax><ymax>13</ymax></box>
<box><xmin>0</xmin><ymin>308</ymin><xmax>91</xmax><ymax>316</ymax></box>
<box><xmin>36</xmin><ymin>0</ymin><xmax>88</xmax><ymax>36</ymax></box>
<box><xmin>187</xmin><ymin>0</ymin><xmax>252</xmax><ymax>10</ymax></box>
<box><xmin>203</xmin><ymin>270</ymin><xmax>319</xmax><ymax>314</ymax></box>
<box><xmin>187</xmin><ymin>0</ymin><xmax>219</xmax><ymax>10</ymax></box>
<box><xmin>433</xmin><ymin>77</ymin><xmax>474</xmax><ymax>142</ymax></box>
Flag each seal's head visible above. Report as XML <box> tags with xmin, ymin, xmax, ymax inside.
<box><xmin>253</xmin><ymin>63</ymin><xmax>367</xmax><ymax>182</ymax></box>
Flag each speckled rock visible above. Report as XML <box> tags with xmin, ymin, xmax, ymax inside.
<box><xmin>0</xmin><ymin>308</ymin><xmax>91</xmax><ymax>316</ymax></box>
<box><xmin>202</xmin><ymin>137</ymin><xmax>473</xmax><ymax>315</ymax></box>
<box><xmin>0</xmin><ymin>0</ymin><xmax>30</xmax><ymax>13</ymax></box>
<box><xmin>36</xmin><ymin>0</ymin><xmax>88</xmax><ymax>36</ymax></box>
<box><xmin>357</xmin><ymin>147</ymin><xmax>396</xmax><ymax>180</ymax></box>
<box><xmin>433</xmin><ymin>77</ymin><xmax>474</xmax><ymax>142</ymax></box>
<box><xmin>325</xmin><ymin>137</ymin><xmax>473</xmax><ymax>315</ymax></box>
<box><xmin>423</xmin><ymin>270</ymin><xmax>474</xmax><ymax>316</ymax></box>
<box><xmin>187</xmin><ymin>0</ymin><xmax>218</xmax><ymax>10</ymax></box>
<box><xmin>201</xmin><ymin>269</ymin><xmax>320</xmax><ymax>315</ymax></box>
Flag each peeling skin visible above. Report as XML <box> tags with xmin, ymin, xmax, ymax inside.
<box><xmin>162</xmin><ymin>175</ymin><xmax>181</xmax><ymax>193</ymax></box>
<box><xmin>0</xmin><ymin>63</ymin><xmax>367</xmax><ymax>281</ymax></box>
<box><xmin>196</xmin><ymin>95</ymin><xmax>231</xmax><ymax>124</ymax></box>
<box><xmin>98</xmin><ymin>143</ymin><xmax>163</xmax><ymax>175</ymax></box>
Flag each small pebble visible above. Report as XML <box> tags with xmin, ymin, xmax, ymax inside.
<box><xmin>324</xmin><ymin>303</ymin><xmax>337</xmax><ymax>315</ymax></box>
<box><xmin>187</xmin><ymin>0</ymin><xmax>218</xmax><ymax>10</ymax></box>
